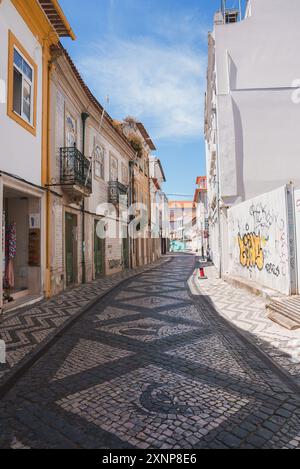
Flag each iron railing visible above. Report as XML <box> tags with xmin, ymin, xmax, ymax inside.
<box><xmin>60</xmin><ymin>146</ymin><xmax>92</xmax><ymax>193</ymax></box>
<box><xmin>108</xmin><ymin>180</ymin><xmax>128</xmax><ymax>205</ymax></box>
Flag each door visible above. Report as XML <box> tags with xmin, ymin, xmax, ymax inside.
<box><xmin>122</xmin><ymin>237</ymin><xmax>129</xmax><ymax>270</ymax></box>
<box><xmin>94</xmin><ymin>219</ymin><xmax>105</xmax><ymax>278</ymax></box>
<box><xmin>135</xmin><ymin>238</ymin><xmax>140</xmax><ymax>267</ymax></box>
<box><xmin>65</xmin><ymin>213</ymin><xmax>78</xmax><ymax>286</ymax></box>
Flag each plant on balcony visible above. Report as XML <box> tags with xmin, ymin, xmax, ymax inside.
<box><xmin>127</xmin><ymin>133</ymin><xmax>143</xmax><ymax>158</ymax></box>
<box><xmin>112</xmin><ymin>120</ymin><xmax>123</xmax><ymax>134</ymax></box>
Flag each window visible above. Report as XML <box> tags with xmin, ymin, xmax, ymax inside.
<box><xmin>8</xmin><ymin>31</ymin><xmax>37</xmax><ymax>135</ymax></box>
<box><xmin>121</xmin><ymin>162</ymin><xmax>129</xmax><ymax>185</ymax></box>
<box><xmin>144</xmin><ymin>159</ymin><xmax>149</xmax><ymax>177</ymax></box>
<box><xmin>65</xmin><ymin>112</ymin><xmax>76</xmax><ymax>147</ymax></box>
<box><xmin>110</xmin><ymin>155</ymin><xmax>118</xmax><ymax>181</ymax></box>
<box><xmin>94</xmin><ymin>144</ymin><xmax>105</xmax><ymax>180</ymax></box>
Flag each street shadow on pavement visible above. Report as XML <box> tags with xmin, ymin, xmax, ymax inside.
<box><xmin>0</xmin><ymin>254</ymin><xmax>299</xmax><ymax>449</ymax></box>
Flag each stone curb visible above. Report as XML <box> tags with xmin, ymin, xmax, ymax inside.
<box><xmin>0</xmin><ymin>256</ymin><xmax>173</xmax><ymax>399</ymax></box>
<box><xmin>223</xmin><ymin>274</ymin><xmax>283</xmax><ymax>303</ymax></box>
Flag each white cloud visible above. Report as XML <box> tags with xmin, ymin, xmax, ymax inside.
<box><xmin>77</xmin><ymin>33</ymin><xmax>206</xmax><ymax>141</ymax></box>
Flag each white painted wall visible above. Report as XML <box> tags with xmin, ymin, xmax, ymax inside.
<box><xmin>294</xmin><ymin>189</ymin><xmax>300</xmax><ymax>294</ymax></box>
<box><xmin>214</xmin><ymin>0</ymin><xmax>300</xmax><ymax>201</ymax></box>
<box><xmin>228</xmin><ymin>186</ymin><xmax>291</xmax><ymax>294</ymax></box>
<box><xmin>0</xmin><ymin>0</ymin><xmax>43</xmax><ymax>186</ymax></box>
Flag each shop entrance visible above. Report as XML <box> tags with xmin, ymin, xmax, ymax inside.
<box><xmin>2</xmin><ymin>186</ymin><xmax>41</xmax><ymax>309</ymax></box>
<box><xmin>65</xmin><ymin>212</ymin><xmax>78</xmax><ymax>286</ymax></box>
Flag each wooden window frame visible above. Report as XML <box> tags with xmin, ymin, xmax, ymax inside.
<box><xmin>7</xmin><ymin>31</ymin><xmax>38</xmax><ymax>136</ymax></box>
<box><xmin>121</xmin><ymin>161</ymin><xmax>129</xmax><ymax>186</ymax></box>
<box><xmin>94</xmin><ymin>141</ymin><xmax>105</xmax><ymax>181</ymax></box>
<box><xmin>109</xmin><ymin>154</ymin><xmax>118</xmax><ymax>182</ymax></box>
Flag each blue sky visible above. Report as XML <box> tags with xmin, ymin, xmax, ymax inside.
<box><xmin>59</xmin><ymin>0</ymin><xmax>223</xmax><ymax>199</ymax></box>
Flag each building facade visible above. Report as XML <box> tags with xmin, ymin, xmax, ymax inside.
<box><xmin>169</xmin><ymin>201</ymin><xmax>196</xmax><ymax>252</ymax></box>
<box><xmin>149</xmin><ymin>156</ymin><xmax>169</xmax><ymax>260</ymax></box>
<box><xmin>0</xmin><ymin>0</ymin><xmax>166</xmax><ymax>310</ymax></box>
<box><xmin>120</xmin><ymin>118</ymin><xmax>155</xmax><ymax>268</ymax></box>
<box><xmin>0</xmin><ymin>0</ymin><xmax>74</xmax><ymax>311</ymax></box>
<box><xmin>192</xmin><ymin>177</ymin><xmax>208</xmax><ymax>256</ymax></box>
<box><xmin>48</xmin><ymin>48</ymin><xmax>136</xmax><ymax>296</ymax></box>
<box><xmin>205</xmin><ymin>0</ymin><xmax>300</xmax><ymax>277</ymax></box>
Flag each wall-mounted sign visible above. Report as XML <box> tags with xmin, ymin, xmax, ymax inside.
<box><xmin>29</xmin><ymin>213</ymin><xmax>41</xmax><ymax>229</ymax></box>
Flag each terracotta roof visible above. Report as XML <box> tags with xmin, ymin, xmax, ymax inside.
<box><xmin>60</xmin><ymin>45</ymin><xmax>136</xmax><ymax>156</ymax></box>
<box><xmin>136</xmin><ymin>122</ymin><xmax>156</xmax><ymax>151</ymax></box>
<box><xmin>38</xmin><ymin>0</ymin><xmax>76</xmax><ymax>39</ymax></box>
<box><xmin>196</xmin><ymin>176</ymin><xmax>207</xmax><ymax>186</ymax></box>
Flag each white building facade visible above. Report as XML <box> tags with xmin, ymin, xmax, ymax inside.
<box><xmin>0</xmin><ymin>0</ymin><xmax>74</xmax><ymax>311</ymax></box>
<box><xmin>205</xmin><ymin>0</ymin><xmax>300</xmax><ymax>280</ymax></box>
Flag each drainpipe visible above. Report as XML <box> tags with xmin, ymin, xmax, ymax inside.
<box><xmin>81</xmin><ymin>112</ymin><xmax>90</xmax><ymax>284</ymax></box>
<box><xmin>129</xmin><ymin>160</ymin><xmax>134</xmax><ymax>269</ymax></box>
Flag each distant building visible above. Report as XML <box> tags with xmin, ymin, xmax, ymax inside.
<box><xmin>169</xmin><ymin>201</ymin><xmax>196</xmax><ymax>252</ymax></box>
<box><xmin>192</xmin><ymin>177</ymin><xmax>208</xmax><ymax>256</ymax></box>
<box><xmin>149</xmin><ymin>157</ymin><xmax>169</xmax><ymax>259</ymax></box>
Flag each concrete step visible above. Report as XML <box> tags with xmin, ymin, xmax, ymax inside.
<box><xmin>267</xmin><ymin>311</ymin><xmax>300</xmax><ymax>331</ymax></box>
<box><xmin>266</xmin><ymin>296</ymin><xmax>300</xmax><ymax>330</ymax></box>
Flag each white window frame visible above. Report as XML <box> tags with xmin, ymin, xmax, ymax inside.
<box><xmin>94</xmin><ymin>143</ymin><xmax>105</xmax><ymax>180</ymax></box>
<box><xmin>13</xmin><ymin>46</ymin><xmax>34</xmax><ymax>125</ymax></box>
<box><xmin>110</xmin><ymin>154</ymin><xmax>118</xmax><ymax>181</ymax></box>
<box><xmin>121</xmin><ymin>162</ymin><xmax>129</xmax><ymax>185</ymax></box>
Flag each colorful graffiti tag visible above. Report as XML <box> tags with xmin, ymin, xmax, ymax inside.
<box><xmin>237</xmin><ymin>233</ymin><xmax>264</xmax><ymax>271</ymax></box>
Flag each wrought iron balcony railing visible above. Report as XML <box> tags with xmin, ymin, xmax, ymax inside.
<box><xmin>108</xmin><ymin>180</ymin><xmax>128</xmax><ymax>205</ymax></box>
<box><xmin>60</xmin><ymin>146</ymin><xmax>92</xmax><ymax>193</ymax></box>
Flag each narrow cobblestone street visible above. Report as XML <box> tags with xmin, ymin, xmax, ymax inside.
<box><xmin>0</xmin><ymin>254</ymin><xmax>300</xmax><ymax>449</ymax></box>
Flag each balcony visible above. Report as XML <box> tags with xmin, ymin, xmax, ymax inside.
<box><xmin>108</xmin><ymin>181</ymin><xmax>128</xmax><ymax>206</ymax></box>
<box><xmin>60</xmin><ymin>146</ymin><xmax>92</xmax><ymax>199</ymax></box>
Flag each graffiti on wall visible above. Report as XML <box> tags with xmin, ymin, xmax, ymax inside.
<box><xmin>237</xmin><ymin>232</ymin><xmax>264</xmax><ymax>271</ymax></box>
<box><xmin>234</xmin><ymin>202</ymin><xmax>288</xmax><ymax>278</ymax></box>
<box><xmin>228</xmin><ymin>186</ymin><xmax>291</xmax><ymax>294</ymax></box>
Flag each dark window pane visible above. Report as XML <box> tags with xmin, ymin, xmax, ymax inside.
<box><xmin>13</xmin><ymin>49</ymin><xmax>23</xmax><ymax>70</ymax></box>
<box><xmin>13</xmin><ymin>68</ymin><xmax>22</xmax><ymax>116</ymax></box>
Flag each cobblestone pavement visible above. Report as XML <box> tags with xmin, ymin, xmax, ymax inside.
<box><xmin>0</xmin><ymin>258</ymin><xmax>168</xmax><ymax>386</ymax></box>
<box><xmin>0</xmin><ymin>254</ymin><xmax>300</xmax><ymax>449</ymax></box>
<box><xmin>190</xmin><ymin>262</ymin><xmax>300</xmax><ymax>384</ymax></box>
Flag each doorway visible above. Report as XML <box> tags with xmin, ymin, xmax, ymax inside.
<box><xmin>94</xmin><ymin>219</ymin><xmax>105</xmax><ymax>278</ymax></box>
<box><xmin>65</xmin><ymin>212</ymin><xmax>78</xmax><ymax>286</ymax></box>
<box><xmin>2</xmin><ymin>186</ymin><xmax>42</xmax><ymax>309</ymax></box>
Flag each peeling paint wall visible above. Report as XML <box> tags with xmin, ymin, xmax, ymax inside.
<box><xmin>228</xmin><ymin>186</ymin><xmax>291</xmax><ymax>295</ymax></box>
